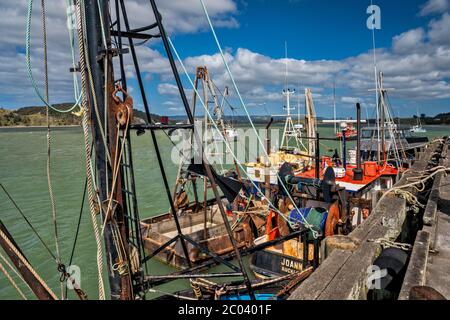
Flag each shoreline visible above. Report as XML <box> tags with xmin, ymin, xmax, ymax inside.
<box><xmin>0</xmin><ymin>124</ymin><xmax>81</xmax><ymax>129</ymax></box>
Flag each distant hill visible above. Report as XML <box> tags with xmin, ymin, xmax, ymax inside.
<box><xmin>1</xmin><ymin>104</ymin><xmax>82</xmax><ymax>127</ymax></box>
<box><xmin>0</xmin><ymin>104</ymin><xmax>164</xmax><ymax>127</ymax></box>
<box><xmin>433</xmin><ymin>113</ymin><xmax>450</xmax><ymax>124</ymax></box>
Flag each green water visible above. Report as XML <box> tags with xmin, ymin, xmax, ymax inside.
<box><xmin>0</xmin><ymin>124</ymin><xmax>448</xmax><ymax>299</ymax></box>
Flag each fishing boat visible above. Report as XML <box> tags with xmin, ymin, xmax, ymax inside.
<box><xmin>247</xmin><ymin>101</ymin><xmax>402</xmax><ymax>279</ymax></box>
<box><xmin>361</xmin><ymin>73</ymin><xmax>429</xmax><ymax>165</ymax></box>
<box><xmin>245</xmin><ymin>87</ymin><xmax>317</xmax><ymax>189</ymax></box>
<box><xmin>140</xmin><ymin>66</ymin><xmax>270</xmax><ymax>268</ymax></box>
<box><xmin>1</xmin><ymin>0</ymin><xmax>308</xmax><ymax>301</ymax></box>
<box><xmin>322</xmin><ymin>119</ymin><xmax>367</xmax><ymax>141</ymax></box>
<box><xmin>361</xmin><ymin>125</ymin><xmax>429</xmax><ymax>161</ymax></box>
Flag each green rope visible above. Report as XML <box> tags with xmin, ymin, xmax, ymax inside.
<box><xmin>26</xmin><ymin>0</ymin><xmax>82</xmax><ymax>113</ymax></box>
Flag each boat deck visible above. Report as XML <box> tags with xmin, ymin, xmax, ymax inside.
<box><xmin>299</xmin><ymin>164</ymin><xmax>398</xmax><ymax>193</ymax></box>
<box><xmin>163</xmin><ymin>222</ymin><xmax>217</xmax><ymax>238</ymax></box>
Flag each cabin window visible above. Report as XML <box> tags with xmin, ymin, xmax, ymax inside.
<box><xmin>362</xmin><ymin>130</ymin><xmax>373</xmax><ymax>139</ymax></box>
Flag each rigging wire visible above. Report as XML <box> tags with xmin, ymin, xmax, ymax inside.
<box><xmin>369</xmin><ymin>0</ymin><xmax>381</xmax><ymax>162</ymax></box>
<box><xmin>195</xmin><ymin>1</ymin><xmax>319</xmax><ymax>237</ymax></box>
<box><xmin>0</xmin><ymin>183</ymin><xmax>57</xmax><ymax>261</ymax></box>
<box><xmin>0</xmin><ymin>249</ymin><xmax>33</xmax><ymax>295</ymax></box>
<box><xmin>39</xmin><ymin>0</ymin><xmax>63</xmax><ymax>300</ymax></box>
<box><xmin>64</xmin><ymin>176</ymin><xmax>88</xmax><ymax>299</ymax></box>
<box><xmin>168</xmin><ymin>37</ymin><xmax>317</xmax><ymax>237</ymax></box>
<box><xmin>0</xmin><ymin>227</ymin><xmax>59</xmax><ymax>300</ymax></box>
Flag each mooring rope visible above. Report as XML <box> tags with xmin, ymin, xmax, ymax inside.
<box><xmin>0</xmin><ymin>250</ymin><xmax>33</xmax><ymax>299</ymax></box>
<box><xmin>0</xmin><ymin>259</ymin><xmax>28</xmax><ymax>300</ymax></box>
<box><xmin>76</xmin><ymin>0</ymin><xmax>106</xmax><ymax>300</ymax></box>
<box><xmin>375</xmin><ymin>165</ymin><xmax>449</xmax><ymax>212</ymax></box>
<box><xmin>0</xmin><ymin>228</ymin><xmax>58</xmax><ymax>300</ymax></box>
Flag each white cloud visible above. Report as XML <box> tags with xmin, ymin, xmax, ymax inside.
<box><xmin>120</xmin><ymin>0</ymin><xmax>238</xmax><ymax>34</ymax></box>
<box><xmin>393</xmin><ymin>28</ymin><xmax>426</xmax><ymax>53</ymax></box>
<box><xmin>1</xmin><ymin>0</ymin><xmax>449</xmax><ymax>117</ymax></box>
<box><xmin>0</xmin><ymin>0</ymin><xmax>239</xmax><ymax>107</ymax></box>
<box><xmin>428</xmin><ymin>13</ymin><xmax>450</xmax><ymax>45</ymax></box>
<box><xmin>341</xmin><ymin>97</ymin><xmax>360</xmax><ymax>104</ymax></box>
<box><xmin>420</xmin><ymin>0</ymin><xmax>450</xmax><ymax>16</ymax></box>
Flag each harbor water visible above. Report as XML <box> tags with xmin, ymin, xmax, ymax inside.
<box><xmin>1</xmin><ymin>124</ymin><xmax>448</xmax><ymax>299</ymax></box>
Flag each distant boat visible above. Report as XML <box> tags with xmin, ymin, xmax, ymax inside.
<box><xmin>410</xmin><ymin>124</ymin><xmax>427</xmax><ymax>133</ymax></box>
<box><xmin>410</xmin><ymin>107</ymin><xmax>427</xmax><ymax>133</ymax></box>
<box><xmin>212</xmin><ymin>124</ymin><xmax>238</xmax><ymax>141</ymax></box>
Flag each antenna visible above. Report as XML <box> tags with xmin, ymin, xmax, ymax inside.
<box><xmin>298</xmin><ymin>80</ymin><xmax>301</xmax><ymax>124</ymax></box>
<box><xmin>370</xmin><ymin>0</ymin><xmax>381</xmax><ymax>162</ymax></box>
<box><xmin>285</xmin><ymin>41</ymin><xmax>288</xmax><ymax>90</ymax></box>
<box><xmin>333</xmin><ymin>79</ymin><xmax>337</xmax><ymax>134</ymax></box>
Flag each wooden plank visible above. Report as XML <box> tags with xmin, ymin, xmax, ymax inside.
<box><xmin>398</xmin><ymin>231</ymin><xmax>430</xmax><ymax>300</ymax></box>
<box><xmin>349</xmin><ymin>196</ymin><xmax>406</xmax><ymax>243</ymax></box>
<box><xmin>423</xmin><ymin>189</ymin><xmax>439</xmax><ymax>226</ymax></box>
<box><xmin>317</xmin><ymin>226</ymin><xmax>388</xmax><ymax>300</ymax></box>
<box><xmin>288</xmin><ymin>249</ymin><xmax>352</xmax><ymax>300</ymax></box>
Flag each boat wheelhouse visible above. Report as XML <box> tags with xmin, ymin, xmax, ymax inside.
<box><xmin>360</xmin><ymin>125</ymin><xmax>429</xmax><ymax>161</ymax></box>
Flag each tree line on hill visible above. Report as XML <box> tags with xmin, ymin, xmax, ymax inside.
<box><xmin>0</xmin><ymin>104</ymin><xmax>161</xmax><ymax>127</ymax></box>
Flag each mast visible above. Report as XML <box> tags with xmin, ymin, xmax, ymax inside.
<box><xmin>280</xmin><ymin>42</ymin><xmax>303</xmax><ymax>151</ymax></box>
<box><xmin>305</xmin><ymin>88</ymin><xmax>317</xmax><ymax>159</ymax></box>
<box><xmin>379</xmin><ymin>72</ymin><xmax>386</xmax><ymax>164</ymax></box>
<box><xmin>83</xmin><ymin>0</ymin><xmax>133</xmax><ymax>300</ymax></box>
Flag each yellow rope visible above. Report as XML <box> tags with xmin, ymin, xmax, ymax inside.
<box><xmin>0</xmin><ymin>250</ymin><xmax>33</xmax><ymax>295</ymax></box>
<box><xmin>0</xmin><ymin>259</ymin><xmax>28</xmax><ymax>300</ymax></box>
<box><xmin>0</xmin><ymin>228</ymin><xmax>58</xmax><ymax>300</ymax></box>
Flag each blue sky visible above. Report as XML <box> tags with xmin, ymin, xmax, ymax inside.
<box><xmin>172</xmin><ymin>0</ymin><xmax>427</xmax><ymax>60</ymax></box>
<box><xmin>1</xmin><ymin>0</ymin><xmax>449</xmax><ymax>118</ymax></box>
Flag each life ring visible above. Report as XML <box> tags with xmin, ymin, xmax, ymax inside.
<box><xmin>325</xmin><ymin>201</ymin><xmax>340</xmax><ymax>237</ymax></box>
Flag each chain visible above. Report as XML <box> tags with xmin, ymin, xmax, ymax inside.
<box><xmin>368</xmin><ymin>238</ymin><xmax>412</xmax><ymax>251</ymax></box>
